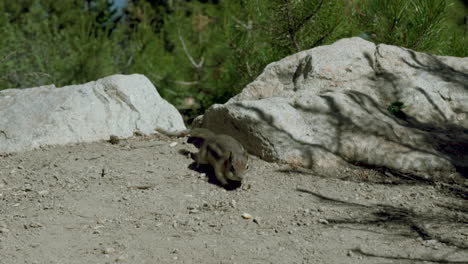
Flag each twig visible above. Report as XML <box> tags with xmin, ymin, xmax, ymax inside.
<box><xmin>149</xmin><ymin>73</ymin><xmax>200</xmax><ymax>86</ymax></box>
<box><xmin>231</xmin><ymin>16</ymin><xmax>252</xmax><ymax>31</ymax></box>
<box><xmin>178</xmin><ymin>30</ymin><xmax>204</xmax><ymax>70</ymax></box>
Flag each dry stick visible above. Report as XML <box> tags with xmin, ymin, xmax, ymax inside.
<box><xmin>230</xmin><ymin>16</ymin><xmax>253</xmax><ymax>77</ymax></box>
<box><xmin>231</xmin><ymin>16</ymin><xmax>252</xmax><ymax>31</ymax></box>
<box><xmin>178</xmin><ymin>30</ymin><xmax>204</xmax><ymax>70</ymax></box>
<box><xmin>285</xmin><ymin>0</ymin><xmax>300</xmax><ymax>52</ymax></box>
<box><xmin>149</xmin><ymin>73</ymin><xmax>200</xmax><ymax>87</ymax></box>
<box><xmin>284</xmin><ymin>0</ymin><xmax>324</xmax><ymax>51</ymax></box>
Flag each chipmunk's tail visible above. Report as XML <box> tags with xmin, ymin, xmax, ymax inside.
<box><xmin>155</xmin><ymin>128</ymin><xmax>190</xmax><ymax>137</ymax></box>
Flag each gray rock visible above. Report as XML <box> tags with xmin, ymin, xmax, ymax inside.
<box><xmin>0</xmin><ymin>74</ymin><xmax>185</xmax><ymax>152</ymax></box>
<box><xmin>198</xmin><ymin>38</ymin><xmax>468</xmax><ymax>180</ymax></box>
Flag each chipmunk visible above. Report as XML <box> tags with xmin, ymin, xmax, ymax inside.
<box><xmin>156</xmin><ymin>127</ymin><xmax>249</xmax><ymax>186</ymax></box>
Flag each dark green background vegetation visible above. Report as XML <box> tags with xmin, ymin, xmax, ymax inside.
<box><xmin>1</xmin><ymin>0</ymin><xmax>467</xmax><ymax>122</ymax></box>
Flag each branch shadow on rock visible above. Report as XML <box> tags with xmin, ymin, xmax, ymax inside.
<box><xmin>394</xmin><ymin>50</ymin><xmax>468</xmax><ymax>178</ymax></box>
<box><xmin>232</xmin><ymin>85</ymin><xmax>467</xmax><ymax>199</ymax></box>
<box><xmin>224</xmin><ymin>46</ymin><xmax>468</xmax><ymax>195</ymax></box>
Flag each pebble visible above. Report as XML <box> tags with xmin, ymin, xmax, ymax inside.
<box><xmin>109</xmin><ymin>135</ymin><xmax>120</xmax><ymax>145</ymax></box>
<box><xmin>115</xmin><ymin>255</ymin><xmax>127</xmax><ymax>262</ymax></box>
<box><xmin>28</xmin><ymin>222</ymin><xmax>43</xmax><ymax>228</ymax></box>
<box><xmin>318</xmin><ymin>219</ymin><xmax>329</xmax><ymax>225</ymax></box>
<box><xmin>422</xmin><ymin>239</ymin><xmax>439</xmax><ymax>249</ymax></box>
<box><xmin>241</xmin><ymin>184</ymin><xmax>251</xmax><ymax>191</ymax></box>
<box><xmin>253</xmin><ymin>218</ymin><xmax>260</xmax><ymax>225</ymax></box>
<box><xmin>23</xmin><ymin>184</ymin><xmax>33</xmax><ymax>192</ymax></box>
<box><xmin>0</xmin><ymin>228</ymin><xmax>9</xmax><ymax>234</ymax></box>
<box><xmin>230</xmin><ymin>199</ymin><xmax>237</xmax><ymax>208</ymax></box>
<box><xmin>188</xmin><ymin>209</ymin><xmax>200</xmax><ymax>214</ymax></box>
<box><xmin>169</xmin><ymin>142</ymin><xmax>178</xmax><ymax>148</ymax></box>
<box><xmin>241</xmin><ymin>213</ymin><xmax>253</xmax><ymax>219</ymax></box>
<box><xmin>38</xmin><ymin>190</ymin><xmax>49</xmax><ymax>196</ymax></box>
<box><xmin>103</xmin><ymin>247</ymin><xmax>115</xmax><ymax>254</ymax></box>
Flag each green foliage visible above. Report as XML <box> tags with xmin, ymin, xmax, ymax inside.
<box><xmin>0</xmin><ymin>0</ymin><xmax>466</xmax><ymax>123</ymax></box>
<box><xmin>355</xmin><ymin>0</ymin><xmax>467</xmax><ymax>54</ymax></box>
<box><xmin>0</xmin><ymin>0</ymin><xmax>127</xmax><ymax>89</ymax></box>
<box><xmin>387</xmin><ymin>101</ymin><xmax>407</xmax><ymax>119</ymax></box>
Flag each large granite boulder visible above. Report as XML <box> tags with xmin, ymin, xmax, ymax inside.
<box><xmin>0</xmin><ymin>74</ymin><xmax>186</xmax><ymax>153</ymax></box>
<box><xmin>198</xmin><ymin>37</ymin><xmax>468</xmax><ymax>180</ymax></box>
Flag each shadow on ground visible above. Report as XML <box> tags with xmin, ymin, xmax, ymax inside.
<box><xmin>297</xmin><ymin>187</ymin><xmax>468</xmax><ymax>263</ymax></box>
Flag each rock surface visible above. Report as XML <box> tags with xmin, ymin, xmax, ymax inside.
<box><xmin>0</xmin><ymin>74</ymin><xmax>185</xmax><ymax>153</ymax></box>
<box><xmin>198</xmin><ymin>37</ymin><xmax>468</xmax><ymax>180</ymax></box>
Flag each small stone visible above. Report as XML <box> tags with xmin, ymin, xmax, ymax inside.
<box><xmin>188</xmin><ymin>209</ymin><xmax>200</xmax><ymax>214</ymax></box>
<box><xmin>422</xmin><ymin>239</ymin><xmax>439</xmax><ymax>248</ymax></box>
<box><xmin>109</xmin><ymin>135</ymin><xmax>120</xmax><ymax>145</ymax></box>
<box><xmin>241</xmin><ymin>213</ymin><xmax>253</xmax><ymax>219</ymax></box>
<box><xmin>347</xmin><ymin>250</ymin><xmax>354</xmax><ymax>257</ymax></box>
<box><xmin>169</xmin><ymin>142</ymin><xmax>178</xmax><ymax>147</ymax></box>
<box><xmin>23</xmin><ymin>184</ymin><xmax>33</xmax><ymax>192</ymax></box>
<box><xmin>318</xmin><ymin>219</ymin><xmax>329</xmax><ymax>225</ymax></box>
<box><xmin>115</xmin><ymin>255</ymin><xmax>127</xmax><ymax>262</ymax></box>
<box><xmin>38</xmin><ymin>190</ymin><xmax>49</xmax><ymax>196</ymax></box>
<box><xmin>103</xmin><ymin>247</ymin><xmax>115</xmax><ymax>254</ymax></box>
<box><xmin>241</xmin><ymin>184</ymin><xmax>251</xmax><ymax>191</ymax></box>
<box><xmin>29</xmin><ymin>222</ymin><xmax>43</xmax><ymax>228</ymax></box>
<box><xmin>0</xmin><ymin>228</ymin><xmax>9</xmax><ymax>233</ymax></box>
<box><xmin>230</xmin><ymin>200</ymin><xmax>237</xmax><ymax>208</ymax></box>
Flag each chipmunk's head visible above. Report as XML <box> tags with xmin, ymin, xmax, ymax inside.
<box><xmin>224</xmin><ymin>151</ymin><xmax>250</xmax><ymax>182</ymax></box>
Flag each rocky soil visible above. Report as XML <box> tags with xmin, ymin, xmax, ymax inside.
<box><xmin>0</xmin><ymin>134</ymin><xmax>467</xmax><ymax>264</ymax></box>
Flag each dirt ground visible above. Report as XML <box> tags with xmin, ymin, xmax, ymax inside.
<box><xmin>0</xmin><ymin>134</ymin><xmax>467</xmax><ymax>264</ymax></box>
